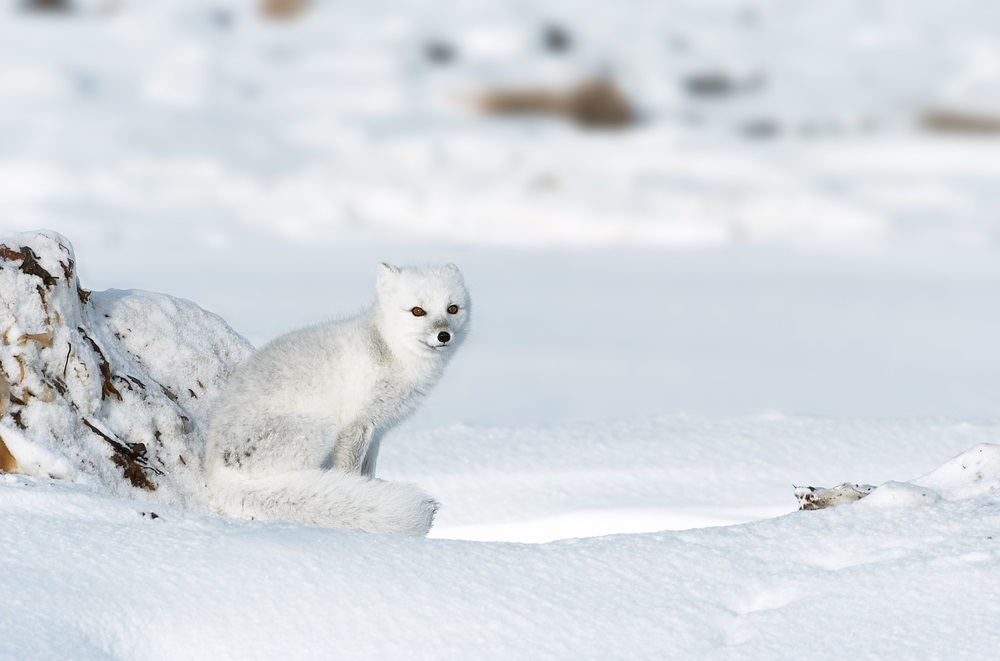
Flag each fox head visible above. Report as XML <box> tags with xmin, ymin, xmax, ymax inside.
<box><xmin>375</xmin><ymin>263</ymin><xmax>470</xmax><ymax>361</ymax></box>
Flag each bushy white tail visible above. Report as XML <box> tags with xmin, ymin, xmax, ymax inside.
<box><xmin>208</xmin><ymin>468</ymin><xmax>438</xmax><ymax>536</ymax></box>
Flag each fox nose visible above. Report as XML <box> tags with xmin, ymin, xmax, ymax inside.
<box><xmin>437</xmin><ymin>331</ymin><xmax>451</xmax><ymax>344</ymax></box>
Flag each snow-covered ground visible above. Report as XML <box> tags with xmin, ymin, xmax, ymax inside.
<box><xmin>5</xmin><ymin>443</ymin><xmax>1000</xmax><ymax>658</ymax></box>
<box><xmin>2</xmin><ymin>0</ymin><xmax>1000</xmax><ymax>658</ymax></box>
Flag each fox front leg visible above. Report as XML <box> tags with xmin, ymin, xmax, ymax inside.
<box><xmin>360</xmin><ymin>433</ymin><xmax>383</xmax><ymax>477</ymax></box>
<box><xmin>332</xmin><ymin>421</ymin><xmax>374</xmax><ymax>474</ymax></box>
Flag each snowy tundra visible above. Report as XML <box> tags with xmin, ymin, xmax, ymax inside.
<box><xmin>3</xmin><ymin>0</ymin><xmax>1000</xmax><ymax>658</ymax></box>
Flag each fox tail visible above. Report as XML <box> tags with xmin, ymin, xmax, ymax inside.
<box><xmin>207</xmin><ymin>467</ymin><xmax>438</xmax><ymax>536</ymax></box>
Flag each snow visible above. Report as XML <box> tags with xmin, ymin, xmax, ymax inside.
<box><xmin>4</xmin><ymin>441</ymin><xmax>1000</xmax><ymax>658</ymax></box>
<box><xmin>915</xmin><ymin>444</ymin><xmax>1000</xmax><ymax>501</ymax></box>
<box><xmin>2</xmin><ymin>0</ymin><xmax>1000</xmax><ymax>658</ymax></box>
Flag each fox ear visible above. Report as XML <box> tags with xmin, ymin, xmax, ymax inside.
<box><xmin>444</xmin><ymin>263</ymin><xmax>464</xmax><ymax>283</ymax></box>
<box><xmin>376</xmin><ymin>263</ymin><xmax>400</xmax><ymax>292</ymax></box>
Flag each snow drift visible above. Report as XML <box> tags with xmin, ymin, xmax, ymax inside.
<box><xmin>2</xmin><ymin>431</ymin><xmax>999</xmax><ymax>658</ymax></box>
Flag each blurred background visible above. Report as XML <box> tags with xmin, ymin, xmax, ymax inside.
<box><xmin>3</xmin><ymin>0</ymin><xmax>1000</xmax><ymax>426</ymax></box>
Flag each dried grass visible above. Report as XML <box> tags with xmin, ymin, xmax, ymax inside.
<box><xmin>260</xmin><ymin>0</ymin><xmax>308</xmax><ymax>21</ymax></box>
<box><xmin>0</xmin><ymin>433</ymin><xmax>16</xmax><ymax>473</ymax></box>
<box><xmin>477</xmin><ymin>78</ymin><xmax>634</xmax><ymax>129</ymax></box>
<box><xmin>921</xmin><ymin>109</ymin><xmax>1000</xmax><ymax>135</ymax></box>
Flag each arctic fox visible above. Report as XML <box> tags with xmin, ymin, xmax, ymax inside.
<box><xmin>203</xmin><ymin>263</ymin><xmax>470</xmax><ymax>536</ymax></box>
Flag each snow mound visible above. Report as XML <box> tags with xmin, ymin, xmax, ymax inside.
<box><xmin>0</xmin><ymin>230</ymin><xmax>251</xmax><ymax>507</ymax></box>
<box><xmin>800</xmin><ymin>444</ymin><xmax>1000</xmax><ymax>511</ymax></box>
<box><xmin>863</xmin><ymin>444</ymin><xmax>1000</xmax><ymax>508</ymax></box>
<box><xmin>858</xmin><ymin>480</ymin><xmax>941</xmax><ymax>508</ymax></box>
<box><xmin>914</xmin><ymin>443</ymin><xmax>1000</xmax><ymax>501</ymax></box>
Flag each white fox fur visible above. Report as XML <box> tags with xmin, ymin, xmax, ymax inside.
<box><xmin>203</xmin><ymin>263</ymin><xmax>470</xmax><ymax>535</ymax></box>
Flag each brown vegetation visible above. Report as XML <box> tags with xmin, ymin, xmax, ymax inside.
<box><xmin>921</xmin><ymin>109</ymin><xmax>1000</xmax><ymax>135</ymax></box>
<box><xmin>477</xmin><ymin>78</ymin><xmax>634</xmax><ymax>129</ymax></box>
<box><xmin>0</xmin><ymin>434</ymin><xmax>16</xmax><ymax>473</ymax></box>
<box><xmin>22</xmin><ymin>0</ymin><xmax>71</xmax><ymax>12</ymax></box>
<box><xmin>260</xmin><ymin>0</ymin><xmax>308</xmax><ymax>21</ymax></box>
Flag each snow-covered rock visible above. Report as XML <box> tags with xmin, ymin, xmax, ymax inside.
<box><xmin>794</xmin><ymin>482</ymin><xmax>875</xmax><ymax>509</ymax></box>
<box><xmin>795</xmin><ymin>444</ymin><xmax>1000</xmax><ymax>510</ymax></box>
<box><xmin>0</xmin><ymin>230</ymin><xmax>251</xmax><ymax>507</ymax></box>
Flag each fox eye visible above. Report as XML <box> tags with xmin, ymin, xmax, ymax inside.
<box><xmin>411</xmin><ymin>307</ymin><xmax>426</xmax><ymax>317</ymax></box>
<box><xmin>447</xmin><ymin>305</ymin><xmax>459</xmax><ymax>315</ymax></box>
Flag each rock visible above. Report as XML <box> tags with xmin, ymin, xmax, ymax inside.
<box><xmin>542</xmin><ymin>24</ymin><xmax>572</xmax><ymax>54</ymax></box>
<box><xmin>425</xmin><ymin>40</ymin><xmax>457</xmax><ymax>65</ymax></box>
<box><xmin>683</xmin><ymin>70</ymin><xmax>764</xmax><ymax>98</ymax></box>
<box><xmin>0</xmin><ymin>231</ymin><xmax>252</xmax><ymax>507</ymax></box>
<box><xmin>795</xmin><ymin>482</ymin><xmax>875</xmax><ymax>510</ymax></box>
